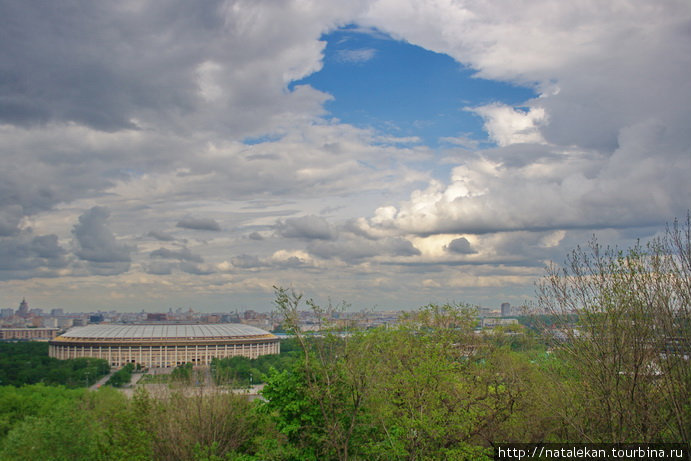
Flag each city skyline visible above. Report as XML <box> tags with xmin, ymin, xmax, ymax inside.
<box><xmin>1</xmin><ymin>1</ymin><xmax>689</xmax><ymax>313</ymax></box>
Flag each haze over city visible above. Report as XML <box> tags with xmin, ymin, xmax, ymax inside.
<box><xmin>1</xmin><ymin>0</ymin><xmax>689</xmax><ymax>313</ymax></box>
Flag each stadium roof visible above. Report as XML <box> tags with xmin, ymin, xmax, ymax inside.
<box><xmin>59</xmin><ymin>323</ymin><xmax>273</xmax><ymax>340</ymax></box>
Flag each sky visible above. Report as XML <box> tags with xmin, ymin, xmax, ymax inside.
<box><xmin>1</xmin><ymin>0</ymin><xmax>689</xmax><ymax>313</ymax></box>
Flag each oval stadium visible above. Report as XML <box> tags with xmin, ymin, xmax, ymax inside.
<box><xmin>49</xmin><ymin>324</ymin><xmax>279</xmax><ymax>368</ymax></box>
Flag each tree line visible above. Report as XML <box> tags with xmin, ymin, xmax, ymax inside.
<box><xmin>211</xmin><ymin>338</ymin><xmax>301</xmax><ymax>387</ymax></box>
<box><xmin>0</xmin><ymin>341</ymin><xmax>109</xmax><ymax>388</ymax></box>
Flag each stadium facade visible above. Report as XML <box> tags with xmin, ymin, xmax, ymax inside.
<box><xmin>49</xmin><ymin>324</ymin><xmax>279</xmax><ymax>368</ymax></box>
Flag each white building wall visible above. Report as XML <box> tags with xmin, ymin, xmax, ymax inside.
<box><xmin>49</xmin><ymin>340</ymin><xmax>280</xmax><ymax>367</ymax></box>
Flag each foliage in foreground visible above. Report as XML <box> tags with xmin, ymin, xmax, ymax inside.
<box><xmin>537</xmin><ymin>214</ymin><xmax>691</xmax><ymax>445</ymax></box>
<box><xmin>264</xmin><ymin>290</ymin><xmax>554</xmax><ymax>461</ymax></box>
<box><xmin>0</xmin><ymin>385</ymin><xmax>286</xmax><ymax>461</ymax></box>
<box><xmin>0</xmin><ymin>216</ymin><xmax>687</xmax><ymax>460</ymax></box>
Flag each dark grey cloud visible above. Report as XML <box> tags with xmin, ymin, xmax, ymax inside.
<box><xmin>73</xmin><ymin>207</ymin><xmax>133</xmax><ymax>263</ymax></box>
<box><xmin>143</xmin><ymin>258</ymin><xmax>213</xmax><ymax>276</ymax></box>
<box><xmin>445</xmin><ymin>237</ymin><xmax>474</xmax><ymax>254</ymax></box>
<box><xmin>248</xmin><ymin>231</ymin><xmax>264</xmax><ymax>241</ymax></box>
<box><xmin>150</xmin><ymin>247</ymin><xmax>204</xmax><ymax>263</ymax></box>
<box><xmin>0</xmin><ymin>1</ymin><xmax>215</xmax><ymax>131</ymax></box>
<box><xmin>276</xmin><ymin>215</ymin><xmax>336</xmax><ymax>240</ymax></box>
<box><xmin>143</xmin><ymin>261</ymin><xmax>175</xmax><ymax>276</ymax></box>
<box><xmin>308</xmin><ymin>236</ymin><xmax>420</xmax><ymax>263</ymax></box>
<box><xmin>230</xmin><ymin>253</ymin><xmax>314</xmax><ymax>270</ymax></box>
<box><xmin>179</xmin><ymin>261</ymin><xmax>215</xmax><ymax>275</ymax></box>
<box><xmin>0</xmin><ymin>125</ymin><xmax>184</xmax><ymax>227</ymax></box>
<box><xmin>231</xmin><ymin>254</ymin><xmax>268</xmax><ymax>269</ymax></box>
<box><xmin>0</xmin><ymin>205</ymin><xmax>23</xmax><ymax>236</ymax></box>
<box><xmin>273</xmin><ymin>256</ymin><xmax>310</xmax><ymax>269</ymax></box>
<box><xmin>147</xmin><ymin>230</ymin><xmax>176</xmax><ymax>242</ymax></box>
<box><xmin>30</xmin><ymin>234</ymin><xmax>66</xmax><ymax>261</ymax></box>
<box><xmin>72</xmin><ymin>206</ymin><xmax>133</xmax><ymax>275</ymax></box>
<box><xmin>0</xmin><ymin>158</ymin><xmax>101</xmax><ymax>238</ymax></box>
<box><xmin>0</xmin><ymin>0</ymin><xmax>347</xmax><ymax>138</ymax></box>
<box><xmin>176</xmin><ymin>217</ymin><xmax>221</xmax><ymax>232</ymax></box>
<box><xmin>0</xmin><ymin>233</ymin><xmax>68</xmax><ymax>279</ymax></box>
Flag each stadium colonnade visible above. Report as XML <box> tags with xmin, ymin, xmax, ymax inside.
<box><xmin>49</xmin><ymin>323</ymin><xmax>280</xmax><ymax>368</ymax></box>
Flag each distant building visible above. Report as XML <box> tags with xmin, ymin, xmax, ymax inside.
<box><xmin>30</xmin><ymin>317</ymin><xmax>44</xmax><ymax>328</ymax></box>
<box><xmin>44</xmin><ymin>318</ymin><xmax>59</xmax><ymax>328</ymax></box>
<box><xmin>501</xmin><ymin>303</ymin><xmax>511</xmax><ymax>317</ymax></box>
<box><xmin>0</xmin><ymin>328</ymin><xmax>59</xmax><ymax>341</ymax></box>
<box><xmin>221</xmin><ymin>314</ymin><xmax>238</xmax><ymax>323</ymax></box>
<box><xmin>146</xmin><ymin>313</ymin><xmax>168</xmax><ymax>321</ymax></box>
<box><xmin>16</xmin><ymin>299</ymin><xmax>30</xmax><ymax>318</ymax></box>
<box><xmin>482</xmin><ymin>318</ymin><xmax>519</xmax><ymax>328</ymax></box>
<box><xmin>0</xmin><ymin>308</ymin><xmax>14</xmax><ymax>318</ymax></box>
<box><xmin>51</xmin><ymin>309</ymin><xmax>64</xmax><ymax>317</ymax></box>
<box><xmin>89</xmin><ymin>314</ymin><xmax>104</xmax><ymax>324</ymax></box>
<box><xmin>477</xmin><ymin>307</ymin><xmax>495</xmax><ymax>317</ymax></box>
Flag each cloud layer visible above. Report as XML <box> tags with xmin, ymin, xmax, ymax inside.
<box><xmin>0</xmin><ymin>0</ymin><xmax>688</xmax><ymax>311</ymax></box>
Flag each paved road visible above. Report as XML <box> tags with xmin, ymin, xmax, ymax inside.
<box><xmin>130</xmin><ymin>372</ymin><xmax>145</xmax><ymax>386</ymax></box>
<box><xmin>89</xmin><ymin>370</ymin><xmax>116</xmax><ymax>390</ymax></box>
<box><xmin>89</xmin><ymin>368</ymin><xmax>145</xmax><ymax>390</ymax></box>
<box><xmin>94</xmin><ymin>367</ymin><xmax>265</xmax><ymax>400</ymax></box>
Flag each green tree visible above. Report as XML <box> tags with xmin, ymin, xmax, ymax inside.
<box><xmin>142</xmin><ymin>388</ymin><xmax>263</xmax><ymax>460</ymax></box>
<box><xmin>537</xmin><ymin>215</ymin><xmax>691</xmax><ymax>444</ymax></box>
<box><xmin>85</xmin><ymin>387</ymin><xmax>154</xmax><ymax>460</ymax></box>
<box><xmin>269</xmin><ymin>287</ymin><xmax>373</xmax><ymax>461</ymax></box>
<box><xmin>106</xmin><ymin>363</ymin><xmax>134</xmax><ymax>387</ymax></box>
<box><xmin>0</xmin><ymin>342</ymin><xmax>109</xmax><ymax>387</ymax></box>
<box><xmin>267</xmin><ymin>292</ymin><xmax>529</xmax><ymax>460</ymax></box>
<box><xmin>0</xmin><ymin>389</ymin><xmax>98</xmax><ymax>461</ymax></box>
<box><xmin>354</xmin><ymin>306</ymin><xmax>495</xmax><ymax>460</ymax></box>
<box><xmin>0</xmin><ymin>384</ymin><xmax>85</xmax><ymax>441</ymax></box>
<box><xmin>261</xmin><ymin>367</ymin><xmax>324</xmax><ymax>460</ymax></box>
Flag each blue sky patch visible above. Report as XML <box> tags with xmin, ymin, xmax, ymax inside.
<box><xmin>292</xmin><ymin>26</ymin><xmax>537</xmax><ymax>148</ymax></box>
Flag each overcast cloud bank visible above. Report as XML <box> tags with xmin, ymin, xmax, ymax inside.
<box><xmin>1</xmin><ymin>0</ymin><xmax>689</xmax><ymax>311</ymax></box>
